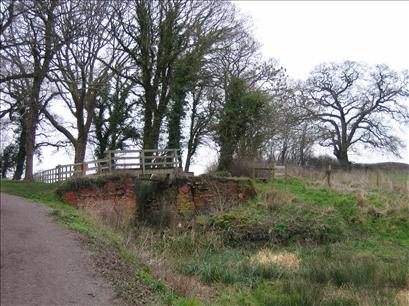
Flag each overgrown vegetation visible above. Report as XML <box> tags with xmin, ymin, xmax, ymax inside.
<box><xmin>152</xmin><ymin>172</ymin><xmax>408</xmax><ymax>305</ymax></box>
<box><xmin>56</xmin><ymin>174</ymin><xmax>126</xmax><ymax>195</ymax></box>
<box><xmin>2</xmin><ymin>169</ymin><xmax>408</xmax><ymax>305</ymax></box>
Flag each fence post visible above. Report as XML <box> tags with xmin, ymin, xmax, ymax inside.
<box><xmin>376</xmin><ymin>171</ymin><xmax>380</xmax><ymax>188</ymax></box>
<box><xmin>284</xmin><ymin>163</ymin><xmax>288</xmax><ymax>179</ymax></box>
<box><xmin>107</xmin><ymin>151</ymin><xmax>112</xmax><ymax>173</ymax></box>
<box><xmin>57</xmin><ymin>165</ymin><xmax>61</xmax><ymax>182</ymax></box>
<box><xmin>174</xmin><ymin>149</ymin><xmax>178</xmax><ymax>168</ymax></box>
<box><xmin>326</xmin><ymin>165</ymin><xmax>332</xmax><ymax>187</ymax></box>
<box><xmin>141</xmin><ymin>150</ymin><xmax>145</xmax><ymax>175</ymax></box>
<box><xmin>271</xmin><ymin>162</ymin><xmax>276</xmax><ymax>183</ymax></box>
<box><xmin>82</xmin><ymin>163</ymin><xmax>87</xmax><ymax>176</ymax></box>
<box><xmin>252</xmin><ymin>167</ymin><xmax>256</xmax><ymax>181</ymax></box>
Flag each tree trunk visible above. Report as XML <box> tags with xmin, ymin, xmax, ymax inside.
<box><xmin>335</xmin><ymin>146</ymin><xmax>351</xmax><ymax>170</ymax></box>
<box><xmin>142</xmin><ymin>104</ymin><xmax>154</xmax><ymax>149</ymax></box>
<box><xmin>13</xmin><ymin>128</ymin><xmax>26</xmax><ymax>180</ymax></box>
<box><xmin>23</xmin><ymin>107</ymin><xmax>37</xmax><ymax>181</ymax></box>
<box><xmin>74</xmin><ymin>137</ymin><xmax>87</xmax><ymax>164</ymax></box>
<box><xmin>280</xmin><ymin>141</ymin><xmax>287</xmax><ymax>165</ymax></box>
<box><xmin>167</xmin><ymin>96</ymin><xmax>184</xmax><ymax>151</ymax></box>
<box><xmin>184</xmin><ymin>150</ymin><xmax>193</xmax><ymax>173</ymax></box>
<box><xmin>218</xmin><ymin>138</ymin><xmax>235</xmax><ymax>172</ymax></box>
<box><xmin>24</xmin><ymin>82</ymin><xmax>41</xmax><ymax>182</ymax></box>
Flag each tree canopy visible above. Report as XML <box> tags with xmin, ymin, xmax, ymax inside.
<box><xmin>303</xmin><ymin>61</ymin><xmax>409</xmax><ymax>168</ymax></box>
<box><xmin>1</xmin><ymin>1</ymin><xmax>408</xmax><ymax>179</ymax></box>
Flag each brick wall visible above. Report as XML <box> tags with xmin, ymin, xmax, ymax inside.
<box><xmin>59</xmin><ymin>175</ymin><xmax>255</xmax><ymax>228</ymax></box>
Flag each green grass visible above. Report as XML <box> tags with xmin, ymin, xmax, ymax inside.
<box><xmin>172</xmin><ymin>177</ymin><xmax>409</xmax><ymax>305</ymax></box>
<box><xmin>3</xmin><ymin>175</ymin><xmax>408</xmax><ymax>305</ymax></box>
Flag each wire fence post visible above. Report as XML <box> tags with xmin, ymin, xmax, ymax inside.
<box><xmin>376</xmin><ymin>171</ymin><xmax>380</xmax><ymax>188</ymax></box>
<box><xmin>271</xmin><ymin>162</ymin><xmax>276</xmax><ymax>183</ymax></box>
<box><xmin>326</xmin><ymin>164</ymin><xmax>332</xmax><ymax>187</ymax></box>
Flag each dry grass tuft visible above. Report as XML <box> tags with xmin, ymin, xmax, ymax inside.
<box><xmin>250</xmin><ymin>249</ymin><xmax>301</xmax><ymax>270</ymax></box>
<box><xmin>288</xmin><ymin>166</ymin><xmax>409</xmax><ymax>194</ymax></box>
<box><xmin>396</xmin><ymin>289</ymin><xmax>409</xmax><ymax>306</ymax></box>
<box><xmin>264</xmin><ymin>189</ymin><xmax>293</xmax><ymax>210</ymax></box>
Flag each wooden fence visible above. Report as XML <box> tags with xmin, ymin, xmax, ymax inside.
<box><xmin>252</xmin><ymin>164</ymin><xmax>287</xmax><ymax>181</ymax></box>
<box><xmin>33</xmin><ymin>149</ymin><xmax>182</xmax><ymax>183</ymax></box>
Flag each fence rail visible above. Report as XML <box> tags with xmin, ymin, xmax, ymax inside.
<box><xmin>33</xmin><ymin>149</ymin><xmax>182</xmax><ymax>183</ymax></box>
<box><xmin>252</xmin><ymin>164</ymin><xmax>287</xmax><ymax>180</ymax></box>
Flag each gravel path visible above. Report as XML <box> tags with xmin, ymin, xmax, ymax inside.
<box><xmin>0</xmin><ymin>193</ymin><xmax>122</xmax><ymax>306</ymax></box>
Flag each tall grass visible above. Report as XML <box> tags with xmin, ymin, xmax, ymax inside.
<box><xmin>288</xmin><ymin>166</ymin><xmax>409</xmax><ymax>194</ymax></box>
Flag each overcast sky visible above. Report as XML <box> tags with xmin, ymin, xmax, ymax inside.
<box><xmin>232</xmin><ymin>1</ymin><xmax>409</xmax><ymax>163</ymax></box>
<box><xmin>35</xmin><ymin>1</ymin><xmax>409</xmax><ymax>173</ymax></box>
<box><xmin>236</xmin><ymin>1</ymin><xmax>409</xmax><ymax>80</ymax></box>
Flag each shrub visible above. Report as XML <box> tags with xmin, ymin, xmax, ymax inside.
<box><xmin>214</xmin><ymin>170</ymin><xmax>232</xmax><ymax>178</ymax></box>
<box><xmin>56</xmin><ymin>174</ymin><xmax>130</xmax><ymax>196</ymax></box>
<box><xmin>205</xmin><ymin>202</ymin><xmax>347</xmax><ymax>245</ymax></box>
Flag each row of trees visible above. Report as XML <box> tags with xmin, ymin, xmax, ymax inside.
<box><xmin>1</xmin><ymin>0</ymin><xmax>408</xmax><ymax>180</ymax></box>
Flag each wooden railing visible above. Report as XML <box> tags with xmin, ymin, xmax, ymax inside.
<box><xmin>33</xmin><ymin>149</ymin><xmax>182</xmax><ymax>183</ymax></box>
<box><xmin>252</xmin><ymin>164</ymin><xmax>287</xmax><ymax>181</ymax></box>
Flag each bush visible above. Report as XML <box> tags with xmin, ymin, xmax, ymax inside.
<box><xmin>229</xmin><ymin>159</ymin><xmax>255</xmax><ymax>177</ymax></box>
<box><xmin>205</xmin><ymin>203</ymin><xmax>347</xmax><ymax>245</ymax></box>
<box><xmin>305</xmin><ymin>155</ymin><xmax>340</xmax><ymax>170</ymax></box>
<box><xmin>214</xmin><ymin>170</ymin><xmax>232</xmax><ymax>178</ymax></box>
<box><xmin>56</xmin><ymin>174</ymin><xmax>129</xmax><ymax>196</ymax></box>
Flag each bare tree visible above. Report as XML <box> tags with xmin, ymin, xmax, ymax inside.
<box><xmin>1</xmin><ymin>0</ymin><xmax>64</xmax><ymax>180</ymax></box>
<box><xmin>0</xmin><ymin>76</ymin><xmax>30</xmax><ymax>179</ymax></box>
<box><xmin>112</xmin><ymin>0</ymin><xmax>236</xmax><ymax>150</ymax></box>
<box><xmin>304</xmin><ymin>61</ymin><xmax>409</xmax><ymax>168</ymax></box>
<box><xmin>0</xmin><ymin>0</ymin><xmax>30</xmax><ymax>86</ymax></box>
<box><xmin>43</xmin><ymin>0</ymin><xmax>115</xmax><ymax>163</ymax></box>
<box><xmin>184</xmin><ymin>86</ymin><xmax>217</xmax><ymax>172</ymax></box>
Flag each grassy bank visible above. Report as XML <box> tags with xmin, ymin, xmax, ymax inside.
<box><xmin>151</xmin><ymin>177</ymin><xmax>408</xmax><ymax>305</ymax></box>
<box><xmin>1</xmin><ymin>173</ymin><xmax>408</xmax><ymax>305</ymax></box>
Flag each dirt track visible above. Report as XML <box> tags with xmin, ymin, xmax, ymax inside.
<box><xmin>0</xmin><ymin>193</ymin><xmax>121</xmax><ymax>306</ymax></box>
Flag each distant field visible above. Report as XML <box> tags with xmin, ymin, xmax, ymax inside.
<box><xmin>2</xmin><ymin>172</ymin><xmax>409</xmax><ymax>305</ymax></box>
